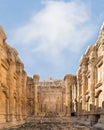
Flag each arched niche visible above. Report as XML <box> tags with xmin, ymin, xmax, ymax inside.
<box><xmin>0</xmin><ymin>91</ymin><xmax>7</xmax><ymax>122</ymax></box>
<box><xmin>86</xmin><ymin>96</ymin><xmax>90</xmax><ymax>112</ymax></box>
<box><xmin>95</xmin><ymin>90</ymin><xmax>103</xmax><ymax>109</ymax></box>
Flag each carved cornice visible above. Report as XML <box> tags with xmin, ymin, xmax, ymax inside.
<box><xmin>80</xmin><ymin>55</ymin><xmax>88</xmax><ymax>66</ymax></box>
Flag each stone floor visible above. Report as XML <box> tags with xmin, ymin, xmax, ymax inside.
<box><xmin>4</xmin><ymin>122</ymin><xmax>91</xmax><ymax>130</ymax></box>
<box><xmin>3</xmin><ymin>117</ymin><xmax>101</xmax><ymax>130</ymax></box>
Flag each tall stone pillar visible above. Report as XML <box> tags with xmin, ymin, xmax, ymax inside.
<box><xmin>64</xmin><ymin>74</ymin><xmax>76</xmax><ymax>116</ymax></box>
<box><xmin>89</xmin><ymin>60</ymin><xmax>95</xmax><ymax>111</ymax></box>
<box><xmin>7</xmin><ymin>61</ymin><xmax>15</xmax><ymax>122</ymax></box>
<box><xmin>17</xmin><ymin>70</ymin><xmax>22</xmax><ymax>121</ymax></box>
<box><xmin>33</xmin><ymin>75</ymin><xmax>40</xmax><ymax>116</ymax></box>
<box><xmin>89</xmin><ymin>48</ymin><xmax>97</xmax><ymax>125</ymax></box>
<box><xmin>82</xmin><ymin>73</ymin><xmax>87</xmax><ymax>113</ymax></box>
<box><xmin>90</xmin><ymin>48</ymin><xmax>97</xmax><ymax>107</ymax></box>
<box><xmin>77</xmin><ymin>70</ymin><xmax>81</xmax><ymax>116</ymax></box>
<box><xmin>80</xmin><ymin>55</ymin><xmax>88</xmax><ymax>115</ymax></box>
<box><xmin>23</xmin><ymin>71</ymin><xmax>27</xmax><ymax>120</ymax></box>
<box><xmin>62</xmin><ymin>91</ymin><xmax>64</xmax><ymax>113</ymax></box>
<box><xmin>64</xmin><ymin>75</ymin><xmax>71</xmax><ymax>116</ymax></box>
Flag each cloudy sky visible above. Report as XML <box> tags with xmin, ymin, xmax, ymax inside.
<box><xmin>0</xmin><ymin>0</ymin><xmax>104</xmax><ymax>80</ymax></box>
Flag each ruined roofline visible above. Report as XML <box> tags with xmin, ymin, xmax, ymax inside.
<box><xmin>0</xmin><ymin>26</ymin><xmax>25</xmax><ymax>69</ymax></box>
<box><xmin>96</xmin><ymin>22</ymin><xmax>104</xmax><ymax>47</ymax></box>
<box><xmin>0</xmin><ymin>26</ymin><xmax>7</xmax><ymax>41</ymax></box>
<box><xmin>79</xmin><ymin>23</ymin><xmax>104</xmax><ymax>66</ymax></box>
<box><xmin>85</xmin><ymin>45</ymin><xmax>95</xmax><ymax>56</ymax></box>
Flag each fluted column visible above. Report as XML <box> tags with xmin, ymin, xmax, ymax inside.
<box><xmin>33</xmin><ymin>75</ymin><xmax>39</xmax><ymax>116</ymax></box>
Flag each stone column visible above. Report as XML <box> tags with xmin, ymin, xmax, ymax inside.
<box><xmin>77</xmin><ymin>71</ymin><xmax>80</xmax><ymax>116</ymax></box>
<box><xmin>23</xmin><ymin>72</ymin><xmax>27</xmax><ymax>120</ymax></box>
<box><xmin>33</xmin><ymin>75</ymin><xmax>40</xmax><ymax>116</ymax></box>
<box><xmin>7</xmin><ymin>61</ymin><xmax>15</xmax><ymax>122</ymax></box>
<box><xmin>89</xmin><ymin>47</ymin><xmax>97</xmax><ymax>125</ymax></box>
<box><xmin>16</xmin><ymin>61</ymin><xmax>22</xmax><ymax>121</ymax></box>
<box><xmin>89</xmin><ymin>60</ymin><xmax>95</xmax><ymax>111</ymax></box>
<box><xmin>64</xmin><ymin>75</ymin><xmax>71</xmax><ymax>116</ymax></box>
<box><xmin>89</xmin><ymin>65</ymin><xmax>96</xmax><ymax>124</ymax></box>
<box><xmin>82</xmin><ymin>73</ymin><xmax>87</xmax><ymax>113</ymax></box>
<box><xmin>62</xmin><ymin>91</ymin><xmax>64</xmax><ymax>113</ymax></box>
<box><xmin>80</xmin><ymin>55</ymin><xmax>88</xmax><ymax>116</ymax></box>
<box><xmin>64</xmin><ymin>74</ymin><xmax>76</xmax><ymax>116</ymax></box>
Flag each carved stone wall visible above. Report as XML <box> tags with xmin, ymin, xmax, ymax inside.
<box><xmin>77</xmin><ymin>24</ymin><xmax>104</xmax><ymax>124</ymax></box>
<box><xmin>38</xmin><ymin>78</ymin><xmax>66</xmax><ymax>116</ymax></box>
<box><xmin>0</xmin><ymin>23</ymin><xmax>104</xmax><ymax>129</ymax></box>
<box><xmin>26</xmin><ymin>76</ymin><xmax>77</xmax><ymax>117</ymax></box>
<box><xmin>0</xmin><ymin>26</ymin><xmax>27</xmax><ymax>128</ymax></box>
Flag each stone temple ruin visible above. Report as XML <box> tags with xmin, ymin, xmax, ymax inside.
<box><xmin>0</xmin><ymin>24</ymin><xmax>104</xmax><ymax>130</ymax></box>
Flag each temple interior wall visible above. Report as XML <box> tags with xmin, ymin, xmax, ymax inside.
<box><xmin>0</xmin><ymin>24</ymin><xmax>104</xmax><ymax>128</ymax></box>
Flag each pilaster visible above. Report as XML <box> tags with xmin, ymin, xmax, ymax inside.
<box><xmin>33</xmin><ymin>75</ymin><xmax>40</xmax><ymax>116</ymax></box>
<box><xmin>80</xmin><ymin>55</ymin><xmax>88</xmax><ymax>114</ymax></box>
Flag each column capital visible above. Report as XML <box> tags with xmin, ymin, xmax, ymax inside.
<box><xmin>64</xmin><ymin>74</ymin><xmax>76</xmax><ymax>85</ymax></box>
<box><xmin>33</xmin><ymin>75</ymin><xmax>40</xmax><ymax>84</ymax></box>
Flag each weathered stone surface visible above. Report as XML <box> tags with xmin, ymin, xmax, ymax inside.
<box><xmin>0</xmin><ymin>26</ymin><xmax>27</xmax><ymax>129</ymax></box>
<box><xmin>77</xmin><ymin>23</ymin><xmax>104</xmax><ymax>127</ymax></box>
<box><xmin>0</xmin><ymin>23</ymin><xmax>104</xmax><ymax>129</ymax></box>
<box><xmin>3</xmin><ymin>117</ymin><xmax>92</xmax><ymax>130</ymax></box>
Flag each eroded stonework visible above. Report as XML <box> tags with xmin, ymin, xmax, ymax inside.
<box><xmin>0</xmin><ymin>24</ymin><xmax>104</xmax><ymax>130</ymax></box>
<box><xmin>77</xmin><ymin>24</ymin><xmax>104</xmax><ymax>128</ymax></box>
<box><xmin>0</xmin><ymin>26</ymin><xmax>27</xmax><ymax>129</ymax></box>
<box><xmin>26</xmin><ymin>75</ymin><xmax>76</xmax><ymax>117</ymax></box>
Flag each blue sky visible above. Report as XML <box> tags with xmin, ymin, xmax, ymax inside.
<box><xmin>0</xmin><ymin>0</ymin><xmax>104</xmax><ymax>80</ymax></box>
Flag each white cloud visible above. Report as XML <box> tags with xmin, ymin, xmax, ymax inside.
<box><xmin>12</xmin><ymin>0</ymin><xmax>96</xmax><ymax>75</ymax></box>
